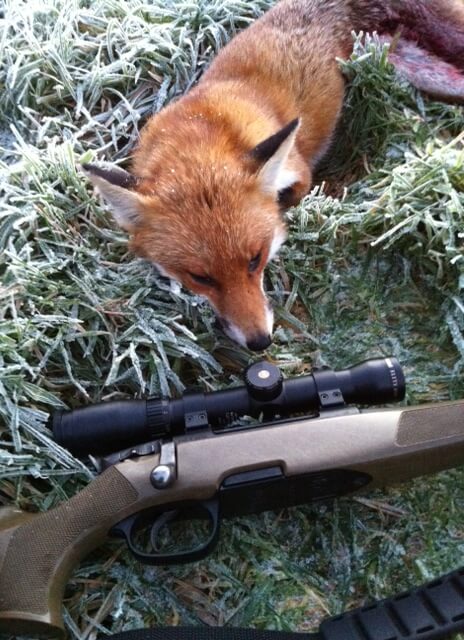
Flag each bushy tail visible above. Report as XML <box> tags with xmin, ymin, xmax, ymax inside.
<box><xmin>391</xmin><ymin>0</ymin><xmax>464</xmax><ymax>70</ymax></box>
<box><xmin>349</xmin><ymin>0</ymin><xmax>464</xmax><ymax>102</ymax></box>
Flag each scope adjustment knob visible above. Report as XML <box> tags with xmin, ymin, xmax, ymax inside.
<box><xmin>244</xmin><ymin>362</ymin><xmax>283</xmax><ymax>402</ymax></box>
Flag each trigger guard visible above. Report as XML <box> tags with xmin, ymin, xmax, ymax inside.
<box><xmin>110</xmin><ymin>499</ymin><xmax>220</xmax><ymax>566</ymax></box>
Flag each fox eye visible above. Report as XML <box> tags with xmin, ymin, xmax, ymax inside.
<box><xmin>248</xmin><ymin>252</ymin><xmax>262</xmax><ymax>273</ymax></box>
<box><xmin>189</xmin><ymin>272</ymin><xmax>216</xmax><ymax>287</ymax></box>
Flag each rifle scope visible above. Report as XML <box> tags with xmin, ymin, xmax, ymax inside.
<box><xmin>52</xmin><ymin>357</ymin><xmax>405</xmax><ymax>456</ymax></box>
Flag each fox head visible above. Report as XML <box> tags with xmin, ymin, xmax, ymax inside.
<box><xmin>83</xmin><ymin>113</ymin><xmax>310</xmax><ymax>351</ymax></box>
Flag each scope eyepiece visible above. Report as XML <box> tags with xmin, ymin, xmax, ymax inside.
<box><xmin>52</xmin><ymin>356</ymin><xmax>405</xmax><ymax>457</ymax></box>
<box><xmin>52</xmin><ymin>399</ymin><xmax>171</xmax><ymax>457</ymax></box>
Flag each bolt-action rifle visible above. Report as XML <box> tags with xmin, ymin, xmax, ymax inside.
<box><xmin>1</xmin><ymin>357</ymin><xmax>464</xmax><ymax>639</ymax></box>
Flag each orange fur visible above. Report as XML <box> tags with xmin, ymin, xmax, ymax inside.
<box><xmin>86</xmin><ymin>0</ymin><xmax>464</xmax><ymax>350</ymax></box>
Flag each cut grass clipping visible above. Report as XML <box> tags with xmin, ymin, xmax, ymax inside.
<box><xmin>1</xmin><ymin>1</ymin><xmax>464</xmax><ymax>639</ymax></box>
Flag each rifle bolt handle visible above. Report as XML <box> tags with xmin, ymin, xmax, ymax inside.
<box><xmin>150</xmin><ymin>442</ymin><xmax>177</xmax><ymax>489</ymax></box>
<box><xmin>151</xmin><ymin>465</ymin><xmax>175</xmax><ymax>489</ymax></box>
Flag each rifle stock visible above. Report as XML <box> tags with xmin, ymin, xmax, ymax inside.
<box><xmin>1</xmin><ymin>400</ymin><xmax>464</xmax><ymax>637</ymax></box>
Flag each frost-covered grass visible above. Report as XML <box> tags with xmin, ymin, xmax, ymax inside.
<box><xmin>1</xmin><ymin>2</ymin><xmax>464</xmax><ymax>639</ymax></box>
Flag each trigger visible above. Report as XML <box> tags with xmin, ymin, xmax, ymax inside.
<box><xmin>109</xmin><ymin>513</ymin><xmax>136</xmax><ymax>542</ymax></box>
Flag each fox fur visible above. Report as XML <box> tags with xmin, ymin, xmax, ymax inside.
<box><xmin>84</xmin><ymin>0</ymin><xmax>464</xmax><ymax>351</ymax></box>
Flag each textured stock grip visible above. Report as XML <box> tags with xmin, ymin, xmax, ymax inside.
<box><xmin>0</xmin><ymin>466</ymin><xmax>138</xmax><ymax>637</ymax></box>
<box><xmin>397</xmin><ymin>403</ymin><xmax>464</xmax><ymax>446</ymax></box>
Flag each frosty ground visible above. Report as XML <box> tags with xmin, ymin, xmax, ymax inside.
<box><xmin>1</xmin><ymin>1</ymin><xmax>464</xmax><ymax>638</ymax></box>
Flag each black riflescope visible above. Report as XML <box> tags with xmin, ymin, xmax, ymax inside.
<box><xmin>52</xmin><ymin>357</ymin><xmax>405</xmax><ymax>456</ymax></box>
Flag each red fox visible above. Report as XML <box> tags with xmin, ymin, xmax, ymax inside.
<box><xmin>84</xmin><ymin>0</ymin><xmax>464</xmax><ymax>351</ymax></box>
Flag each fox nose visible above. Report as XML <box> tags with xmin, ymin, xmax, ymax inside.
<box><xmin>246</xmin><ymin>333</ymin><xmax>272</xmax><ymax>352</ymax></box>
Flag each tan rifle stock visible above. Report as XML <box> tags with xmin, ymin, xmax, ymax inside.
<box><xmin>0</xmin><ymin>400</ymin><xmax>464</xmax><ymax>637</ymax></box>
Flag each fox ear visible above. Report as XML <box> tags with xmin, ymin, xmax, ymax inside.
<box><xmin>82</xmin><ymin>162</ymin><xmax>142</xmax><ymax>230</ymax></box>
<box><xmin>249</xmin><ymin>119</ymin><xmax>300</xmax><ymax>194</ymax></box>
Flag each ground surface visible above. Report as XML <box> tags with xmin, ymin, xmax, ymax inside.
<box><xmin>0</xmin><ymin>1</ymin><xmax>464</xmax><ymax>639</ymax></box>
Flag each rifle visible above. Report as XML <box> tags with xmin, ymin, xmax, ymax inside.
<box><xmin>1</xmin><ymin>357</ymin><xmax>464</xmax><ymax>639</ymax></box>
